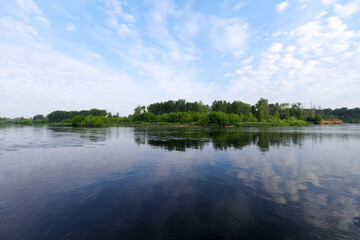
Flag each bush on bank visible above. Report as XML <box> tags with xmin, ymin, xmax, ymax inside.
<box><xmin>72</xmin><ymin>115</ymin><xmax>109</xmax><ymax>127</ymax></box>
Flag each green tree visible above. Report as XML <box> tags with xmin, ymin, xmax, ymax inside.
<box><xmin>134</xmin><ymin>105</ymin><xmax>146</xmax><ymax>115</ymax></box>
<box><xmin>72</xmin><ymin>115</ymin><xmax>86</xmax><ymax>127</ymax></box>
<box><xmin>33</xmin><ymin>114</ymin><xmax>45</xmax><ymax>121</ymax></box>
<box><xmin>255</xmin><ymin>98</ymin><xmax>269</xmax><ymax>122</ymax></box>
<box><xmin>211</xmin><ymin>100</ymin><xmax>228</xmax><ymax>112</ymax></box>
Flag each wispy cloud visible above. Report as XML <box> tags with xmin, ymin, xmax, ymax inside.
<box><xmin>276</xmin><ymin>1</ymin><xmax>291</xmax><ymax>12</ymax></box>
<box><xmin>103</xmin><ymin>0</ymin><xmax>136</xmax><ymax>36</ymax></box>
<box><xmin>1</xmin><ymin>0</ymin><xmax>360</xmax><ymax>116</ymax></box>
<box><xmin>233</xmin><ymin>1</ymin><xmax>246</xmax><ymax>10</ymax></box>
<box><xmin>226</xmin><ymin>9</ymin><xmax>360</xmax><ymax>107</ymax></box>
<box><xmin>210</xmin><ymin>17</ymin><xmax>248</xmax><ymax>55</ymax></box>
<box><xmin>15</xmin><ymin>0</ymin><xmax>50</xmax><ymax>25</ymax></box>
<box><xmin>0</xmin><ymin>18</ymin><xmax>141</xmax><ymax>117</ymax></box>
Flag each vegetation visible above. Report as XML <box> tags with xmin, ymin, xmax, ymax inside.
<box><xmin>47</xmin><ymin>109</ymin><xmax>107</xmax><ymax>123</ymax></box>
<box><xmin>1</xmin><ymin>98</ymin><xmax>354</xmax><ymax>128</ymax></box>
<box><xmin>318</xmin><ymin>107</ymin><xmax>360</xmax><ymax>123</ymax></box>
<box><xmin>72</xmin><ymin>115</ymin><xmax>109</xmax><ymax>127</ymax></box>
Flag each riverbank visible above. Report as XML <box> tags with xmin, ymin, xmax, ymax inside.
<box><xmin>1</xmin><ymin>118</ymin><xmax>343</xmax><ymax>128</ymax></box>
<box><xmin>0</xmin><ymin>121</ymin><xmax>317</xmax><ymax>128</ymax></box>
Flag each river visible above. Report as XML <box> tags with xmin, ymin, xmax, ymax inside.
<box><xmin>0</xmin><ymin>125</ymin><xmax>359</xmax><ymax>239</ymax></box>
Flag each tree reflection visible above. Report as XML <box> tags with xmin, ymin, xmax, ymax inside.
<box><xmin>133</xmin><ymin>127</ymin><xmax>309</xmax><ymax>152</ymax></box>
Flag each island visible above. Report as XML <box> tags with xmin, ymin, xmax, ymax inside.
<box><xmin>2</xmin><ymin>98</ymin><xmax>357</xmax><ymax>128</ymax></box>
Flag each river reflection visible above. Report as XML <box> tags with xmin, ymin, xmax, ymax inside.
<box><xmin>133</xmin><ymin>126</ymin><xmax>358</xmax><ymax>151</ymax></box>
<box><xmin>0</xmin><ymin>125</ymin><xmax>360</xmax><ymax>239</ymax></box>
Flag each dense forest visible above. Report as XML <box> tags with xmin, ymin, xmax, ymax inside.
<box><xmin>1</xmin><ymin>98</ymin><xmax>359</xmax><ymax>127</ymax></box>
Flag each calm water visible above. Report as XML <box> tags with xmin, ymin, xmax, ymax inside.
<box><xmin>1</xmin><ymin>125</ymin><xmax>360</xmax><ymax>239</ymax></box>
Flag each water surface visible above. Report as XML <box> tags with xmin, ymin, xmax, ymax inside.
<box><xmin>0</xmin><ymin>125</ymin><xmax>360</xmax><ymax>239</ymax></box>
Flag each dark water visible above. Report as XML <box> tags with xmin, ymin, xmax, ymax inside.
<box><xmin>1</xmin><ymin>125</ymin><xmax>360</xmax><ymax>240</ymax></box>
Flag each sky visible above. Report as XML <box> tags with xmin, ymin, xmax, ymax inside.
<box><xmin>0</xmin><ymin>0</ymin><xmax>360</xmax><ymax>117</ymax></box>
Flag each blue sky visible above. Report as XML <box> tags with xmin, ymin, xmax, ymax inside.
<box><xmin>1</xmin><ymin>0</ymin><xmax>360</xmax><ymax>117</ymax></box>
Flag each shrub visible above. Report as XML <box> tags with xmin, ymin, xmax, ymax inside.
<box><xmin>243</xmin><ymin>112</ymin><xmax>257</xmax><ymax>122</ymax></box>
<box><xmin>72</xmin><ymin>115</ymin><xmax>86</xmax><ymax>127</ymax></box>
<box><xmin>116</xmin><ymin>117</ymin><xmax>130</xmax><ymax>123</ymax></box>
<box><xmin>283</xmin><ymin>117</ymin><xmax>307</xmax><ymax>126</ymax></box>
<box><xmin>208</xmin><ymin>112</ymin><xmax>230</xmax><ymax>125</ymax></box>
<box><xmin>189</xmin><ymin>112</ymin><xmax>201</xmax><ymax>122</ymax></box>
<box><xmin>133</xmin><ymin>112</ymin><xmax>156</xmax><ymax>122</ymax></box>
<box><xmin>12</xmin><ymin>119</ymin><xmax>32</xmax><ymax>125</ymax></box>
<box><xmin>314</xmin><ymin>115</ymin><xmax>323</xmax><ymax>124</ymax></box>
<box><xmin>33</xmin><ymin>119</ymin><xmax>48</xmax><ymax>124</ymax></box>
<box><xmin>73</xmin><ymin>115</ymin><xmax>109</xmax><ymax>127</ymax></box>
<box><xmin>228</xmin><ymin>113</ymin><xmax>241</xmax><ymax>124</ymax></box>
<box><xmin>61</xmin><ymin>119</ymin><xmax>72</xmax><ymax>123</ymax></box>
<box><xmin>197</xmin><ymin>113</ymin><xmax>210</xmax><ymax>125</ymax></box>
<box><xmin>157</xmin><ymin>113</ymin><xmax>169</xmax><ymax>122</ymax></box>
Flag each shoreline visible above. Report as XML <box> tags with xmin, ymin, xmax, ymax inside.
<box><xmin>1</xmin><ymin>121</ymin><xmax>344</xmax><ymax>128</ymax></box>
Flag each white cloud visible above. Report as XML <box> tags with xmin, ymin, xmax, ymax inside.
<box><xmin>0</xmin><ymin>18</ymin><xmax>142</xmax><ymax>117</ymax></box>
<box><xmin>103</xmin><ymin>0</ymin><xmax>136</xmax><ymax>36</ymax></box>
<box><xmin>294</xmin><ymin>16</ymin><xmax>356</xmax><ymax>57</ymax></box>
<box><xmin>15</xmin><ymin>0</ymin><xmax>42</xmax><ymax>15</ymax></box>
<box><xmin>276</xmin><ymin>1</ymin><xmax>291</xmax><ymax>12</ymax></box>
<box><xmin>233</xmin><ymin>1</ymin><xmax>246</xmax><ymax>10</ymax></box>
<box><xmin>333</xmin><ymin>3</ymin><xmax>360</xmax><ymax>17</ymax></box>
<box><xmin>241</xmin><ymin>55</ymin><xmax>254</xmax><ymax>65</ymax></box>
<box><xmin>226</xmin><ymin>8</ymin><xmax>360</xmax><ymax>107</ymax></box>
<box><xmin>316</xmin><ymin>10</ymin><xmax>328</xmax><ymax>19</ymax></box>
<box><xmin>272</xmin><ymin>31</ymin><xmax>281</xmax><ymax>37</ymax></box>
<box><xmin>65</xmin><ymin>23</ymin><xmax>76</xmax><ymax>31</ymax></box>
<box><xmin>321</xmin><ymin>0</ymin><xmax>337</xmax><ymax>6</ymax></box>
<box><xmin>210</xmin><ymin>18</ymin><xmax>248</xmax><ymax>54</ymax></box>
<box><xmin>269</xmin><ymin>43</ymin><xmax>283</xmax><ymax>53</ymax></box>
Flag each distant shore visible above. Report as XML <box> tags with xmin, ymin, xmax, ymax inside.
<box><xmin>1</xmin><ymin>120</ymin><xmax>344</xmax><ymax>128</ymax></box>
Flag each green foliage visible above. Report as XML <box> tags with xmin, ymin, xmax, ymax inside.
<box><xmin>156</xmin><ymin>113</ymin><xmax>169</xmax><ymax>122</ymax></box>
<box><xmin>197</xmin><ymin>113</ymin><xmax>210</xmax><ymax>126</ymax></box>
<box><xmin>12</xmin><ymin>118</ymin><xmax>32</xmax><ymax>125</ymax></box>
<box><xmin>283</xmin><ymin>117</ymin><xmax>308</xmax><ymax>126</ymax></box>
<box><xmin>211</xmin><ymin>100</ymin><xmax>228</xmax><ymax>112</ymax></box>
<box><xmin>198</xmin><ymin>101</ymin><xmax>210</xmax><ymax>113</ymax></box>
<box><xmin>133</xmin><ymin>112</ymin><xmax>156</xmax><ymax>122</ymax></box>
<box><xmin>134</xmin><ymin>105</ymin><xmax>146</xmax><ymax>115</ymax></box>
<box><xmin>189</xmin><ymin>112</ymin><xmax>201</xmax><ymax>122</ymax></box>
<box><xmin>33</xmin><ymin>114</ymin><xmax>45</xmax><ymax>121</ymax></box>
<box><xmin>76</xmin><ymin>115</ymin><xmax>109</xmax><ymax>127</ymax></box>
<box><xmin>61</xmin><ymin>119</ymin><xmax>72</xmax><ymax>123</ymax></box>
<box><xmin>208</xmin><ymin>112</ymin><xmax>230</xmax><ymax>125</ymax></box>
<box><xmin>320</xmin><ymin>107</ymin><xmax>360</xmax><ymax>123</ymax></box>
<box><xmin>116</xmin><ymin>117</ymin><xmax>130</xmax><ymax>123</ymax></box>
<box><xmin>4</xmin><ymin>98</ymin><xmax>352</xmax><ymax>127</ymax></box>
<box><xmin>72</xmin><ymin>115</ymin><xmax>86</xmax><ymax>127</ymax></box>
<box><xmin>33</xmin><ymin>119</ymin><xmax>48</xmax><ymax>124</ymax></box>
<box><xmin>228</xmin><ymin>113</ymin><xmax>241</xmax><ymax>124</ymax></box>
<box><xmin>228</xmin><ymin>101</ymin><xmax>251</xmax><ymax>115</ymax></box>
<box><xmin>242</xmin><ymin>112</ymin><xmax>257</xmax><ymax>122</ymax></box>
<box><xmin>167</xmin><ymin>112</ymin><xmax>192</xmax><ymax>123</ymax></box>
<box><xmin>147</xmin><ymin>100</ymin><xmax>210</xmax><ymax>114</ymax></box>
<box><xmin>47</xmin><ymin>109</ymin><xmax>107</xmax><ymax>123</ymax></box>
<box><xmin>255</xmin><ymin>98</ymin><xmax>269</xmax><ymax>122</ymax></box>
<box><xmin>279</xmin><ymin>103</ymin><xmax>290</xmax><ymax>119</ymax></box>
<box><xmin>314</xmin><ymin>114</ymin><xmax>323</xmax><ymax>124</ymax></box>
<box><xmin>266</xmin><ymin>115</ymin><xmax>278</xmax><ymax>123</ymax></box>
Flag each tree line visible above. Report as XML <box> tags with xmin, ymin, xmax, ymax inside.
<box><xmin>319</xmin><ymin>107</ymin><xmax>360</xmax><ymax>123</ymax></box>
<box><xmin>132</xmin><ymin>98</ymin><xmax>359</xmax><ymax>123</ymax></box>
<box><xmin>134</xmin><ymin>98</ymin><xmax>319</xmax><ymax>123</ymax></box>
<box><xmin>1</xmin><ymin>98</ymin><xmax>358</xmax><ymax>127</ymax></box>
